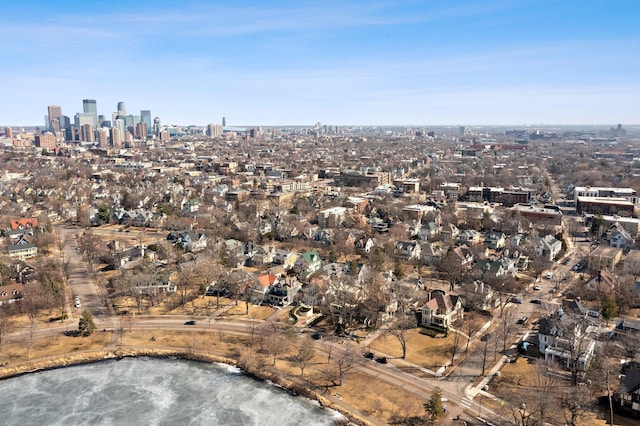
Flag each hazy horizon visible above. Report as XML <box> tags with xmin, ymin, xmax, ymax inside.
<box><xmin>2</xmin><ymin>1</ymin><xmax>639</xmax><ymax>126</ymax></box>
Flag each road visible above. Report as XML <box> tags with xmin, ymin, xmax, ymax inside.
<box><xmin>25</xmin><ymin>225</ymin><xmax>511</xmax><ymax>424</ymax></box>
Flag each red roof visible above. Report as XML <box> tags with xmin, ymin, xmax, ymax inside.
<box><xmin>10</xmin><ymin>218</ymin><xmax>39</xmax><ymax>230</ymax></box>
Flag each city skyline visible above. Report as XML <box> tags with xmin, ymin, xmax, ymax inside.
<box><xmin>1</xmin><ymin>0</ymin><xmax>639</xmax><ymax>126</ymax></box>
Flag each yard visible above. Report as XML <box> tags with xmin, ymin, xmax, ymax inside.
<box><xmin>369</xmin><ymin>328</ymin><xmax>458</xmax><ymax>370</ymax></box>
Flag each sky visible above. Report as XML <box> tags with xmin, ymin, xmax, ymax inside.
<box><xmin>1</xmin><ymin>0</ymin><xmax>639</xmax><ymax>126</ymax></box>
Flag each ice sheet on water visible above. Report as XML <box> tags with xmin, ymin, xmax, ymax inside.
<box><xmin>0</xmin><ymin>358</ymin><xmax>336</xmax><ymax>426</ymax></box>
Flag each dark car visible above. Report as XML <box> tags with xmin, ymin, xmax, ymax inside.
<box><xmin>518</xmin><ymin>316</ymin><xmax>528</xmax><ymax>324</ymax></box>
<box><xmin>375</xmin><ymin>356</ymin><xmax>388</xmax><ymax>364</ymax></box>
<box><xmin>561</xmin><ymin>258</ymin><xmax>571</xmax><ymax>265</ymax></box>
<box><xmin>364</xmin><ymin>352</ymin><xmax>375</xmax><ymax>359</ymax></box>
<box><xmin>530</xmin><ymin>299</ymin><xmax>542</xmax><ymax>304</ymax></box>
<box><xmin>510</xmin><ymin>297</ymin><xmax>523</xmax><ymax>304</ymax></box>
<box><xmin>184</xmin><ymin>320</ymin><xmax>197</xmax><ymax>325</ymax></box>
<box><xmin>311</xmin><ymin>332</ymin><xmax>323</xmax><ymax>340</ymax></box>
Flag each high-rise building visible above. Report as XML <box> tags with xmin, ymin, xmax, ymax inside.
<box><xmin>83</xmin><ymin>99</ymin><xmax>98</xmax><ymax>127</ymax></box>
<box><xmin>74</xmin><ymin>113</ymin><xmax>94</xmax><ymax>128</ymax></box>
<box><xmin>140</xmin><ymin>110</ymin><xmax>152</xmax><ymax>135</ymax></box>
<box><xmin>59</xmin><ymin>115</ymin><xmax>71</xmax><ymax>131</ymax></box>
<box><xmin>207</xmin><ymin>123</ymin><xmax>223</xmax><ymax>137</ymax></box>
<box><xmin>222</xmin><ymin>116</ymin><xmax>226</xmax><ymax>127</ymax></box>
<box><xmin>80</xmin><ymin>124</ymin><xmax>94</xmax><ymax>142</ymax></box>
<box><xmin>47</xmin><ymin>105</ymin><xmax>62</xmax><ymax>131</ymax></box>
<box><xmin>153</xmin><ymin>117</ymin><xmax>161</xmax><ymax>137</ymax></box>
<box><xmin>117</xmin><ymin>101</ymin><xmax>126</xmax><ymax>117</ymax></box>
<box><xmin>97</xmin><ymin>128</ymin><xmax>109</xmax><ymax>148</ymax></box>
<box><xmin>4</xmin><ymin>127</ymin><xmax>13</xmax><ymax>139</ymax></box>
<box><xmin>35</xmin><ymin>133</ymin><xmax>56</xmax><ymax>150</ymax></box>
<box><xmin>136</xmin><ymin>122</ymin><xmax>148</xmax><ymax>139</ymax></box>
<box><xmin>110</xmin><ymin>126</ymin><xmax>122</xmax><ymax>147</ymax></box>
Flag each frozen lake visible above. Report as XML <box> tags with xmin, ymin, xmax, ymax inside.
<box><xmin>0</xmin><ymin>357</ymin><xmax>339</xmax><ymax>425</ymax></box>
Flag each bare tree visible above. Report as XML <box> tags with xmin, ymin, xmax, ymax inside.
<box><xmin>322</xmin><ymin>346</ymin><xmax>365</xmax><ymax>386</ymax></box>
<box><xmin>559</xmin><ymin>385</ymin><xmax>592</xmax><ymax>426</ymax></box>
<box><xmin>289</xmin><ymin>336</ymin><xmax>315</xmax><ymax>378</ymax></box>
<box><xmin>0</xmin><ymin>308</ymin><xmax>12</xmax><ymax>346</ymax></box>
<box><xmin>497</xmin><ymin>307</ymin><xmax>517</xmax><ymax>352</ymax></box>
<box><xmin>386</xmin><ymin>314</ymin><xmax>416</xmax><ymax>359</ymax></box>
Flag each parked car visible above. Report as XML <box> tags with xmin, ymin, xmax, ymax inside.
<box><xmin>533</xmin><ymin>284</ymin><xmax>542</xmax><ymax>291</ymax></box>
<box><xmin>363</xmin><ymin>352</ymin><xmax>375</xmax><ymax>359</ymax></box>
<box><xmin>531</xmin><ymin>299</ymin><xmax>542</xmax><ymax>304</ymax></box>
<box><xmin>375</xmin><ymin>356</ymin><xmax>388</xmax><ymax>364</ymax></box>
<box><xmin>518</xmin><ymin>316</ymin><xmax>528</xmax><ymax>324</ymax></box>
<box><xmin>561</xmin><ymin>257</ymin><xmax>571</xmax><ymax>265</ymax></box>
<box><xmin>572</xmin><ymin>263</ymin><xmax>583</xmax><ymax>272</ymax></box>
<box><xmin>510</xmin><ymin>297</ymin><xmax>523</xmax><ymax>304</ymax></box>
<box><xmin>184</xmin><ymin>320</ymin><xmax>196</xmax><ymax>325</ymax></box>
<box><xmin>311</xmin><ymin>332</ymin><xmax>323</xmax><ymax>340</ymax></box>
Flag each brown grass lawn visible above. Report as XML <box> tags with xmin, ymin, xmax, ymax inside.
<box><xmin>0</xmin><ymin>330</ymin><xmax>113</xmax><ymax>364</ymax></box>
<box><xmin>369</xmin><ymin>328</ymin><xmax>455</xmax><ymax>369</ymax></box>
<box><xmin>484</xmin><ymin>357</ymin><xmax>623</xmax><ymax>426</ymax></box>
<box><xmin>222</xmin><ymin>303</ymin><xmax>276</xmax><ymax>320</ymax></box>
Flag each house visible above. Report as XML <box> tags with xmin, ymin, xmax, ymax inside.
<box><xmin>267</xmin><ymin>277</ymin><xmax>302</xmax><ymax>306</ymax></box>
<box><xmin>421</xmin><ymin>242</ymin><xmax>444</xmax><ymax>265</ymax></box>
<box><xmin>459</xmin><ymin>229</ymin><xmax>481</xmax><ymax>245</ymax></box>
<box><xmin>135</xmin><ymin>274</ymin><xmax>176</xmax><ymax>295</ymax></box>
<box><xmin>250</xmin><ymin>272</ymin><xmax>278</xmax><ymax>302</ymax></box>
<box><xmin>10</xmin><ymin>218</ymin><xmax>39</xmax><ymax>231</ymax></box>
<box><xmin>418</xmin><ymin>222</ymin><xmax>441</xmax><ymax>241</ymax></box>
<box><xmin>252</xmin><ymin>245</ymin><xmax>277</xmax><ymax>266</ymax></box>
<box><xmin>354</xmin><ymin>235</ymin><xmax>374</xmax><ymax>254</ymax></box>
<box><xmin>440</xmin><ymin>223</ymin><xmax>460</xmax><ymax>241</ymax></box>
<box><xmin>484</xmin><ymin>231</ymin><xmax>506</xmax><ymax>250</ymax></box>
<box><xmin>0</xmin><ymin>283</ymin><xmax>23</xmax><ymax>305</ymax></box>
<box><xmin>167</xmin><ymin>230</ymin><xmax>207</xmax><ymax>252</ymax></box>
<box><xmin>606</xmin><ymin>222</ymin><xmax>635</xmax><ymax>249</ymax></box>
<box><xmin>535</xmin><ymin>234</ymin><xmax>563</xmax><ymax>261</ymax></box>
<box><xmin>420</xmin><ymin>290</ymin><xmax>464</xmax><ymax>329</ymax></box>
<box><xmin>394</xmin><ymin>241</ymin><xmax>421</xmax><ymax>260</ymax></box>
<box><xmin>586</xmin><ymin>270</ymin><xmax>617</xmax><ymax>296</ymax></box>
<box><xmin>452</xmin><ymin>244</ymin><xmax>475</xmax><ymax>267</ymax></box>
<box><xmin>615</xmin><ymin>365</ymin><xmax>640</xmax><ymax>418</ymax></box>
<box><xmin>537</xmin><ymin>311</ymin><xmax>596</xmax><ymax>371</ymax></box>
<box><xmin>588</xmin><ymin>246</ymin><xmax>623</xmax><ymax>270</ymax></box>
<box><xmin>295</xmin><ymin>250</ymin><xmax>323</xmax><ymax>279</ymax></box>
<box><xmin>118</xmin><ymin>245</ymin><xmax>157</xmax><ymax>267</ymax></box>
<box><xmin>7</xmin><ymin>235</ymin><xmax>38</xmax><ymax>259</ymax></box>
<box><xmin>181</xmin><ymin>198</ymin><xmax>200</xmax><ymax>214</ymax></box>
<box><xmin>475</xmin><ymin>256</ymin><xmax>517</xmax><ymax>277</ymax></box>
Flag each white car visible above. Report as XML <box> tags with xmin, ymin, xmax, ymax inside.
<box><xmin>533</xmin><ymin>285</ymin><xmax>542</xmax><ymax>291</ymax></box>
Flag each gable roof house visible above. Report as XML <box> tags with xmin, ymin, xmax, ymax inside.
<box><xmin>535</xmin><ymin>234</ymin><xmax>563</xmax><ymax>261</ymax></box>
<box><xmin>10</xmin><ymin>218</ymin><xmax>39</xmax><ymax>231</ymax></box>
<box><xmin>484</xmin><ymin>231</ymin><xmax>507</xmax><ymax>250</ymax></box>
<box><xmin>0</xmin><ymin>283</ymin><xmax>23</xmax><ymax>305</ymax></box>
<box><xmin>7</xmin><ymin>235</ymin><xmax>38</xmax><ymax>259</ymax></box>
<box><xmin>167</xmin><ymin>230</ymin><xmax>207</xmax><ymax>252</ymax></box>
<box><xmin>354</xmin><ymin>235</ymin><xmax>374</xmax><ymax>254</ymax></box>
<box><xmin>421</xmin><ymin>291</ymin><xmax>464</xmax><ymax>329</ymax></box>
<box><xmin>537</xmin><ymin>311</ymin><xmax>596</xmax><ymax>372</ymax></box>
<box><xmin>394</xmin><ymin>241</ymin><xmax>421</xmax><ymax>260</ymax></box>
<box><xmin>615</xmin><ymin>365</ymin><xmax>640</xmax><ymax>417</ymax></box>
<box><xmin>459</xmin><ymin>229</ymin><xmax>481</xmax><ymax>245</ymax></box>
<box><xmin>606</xmin><ymin>222</ymin><xmax>635</xmax><ymax>249</ymax></box>
<box><xmin>475</xmin><ymin>256</ymin><xmax>517</xmax><ymax>277</ymax></box>
<box><xmin>294</xmin><ymin>250</ymin><xmax>323</xmax><ymax>280</ymax></box>
<box><xmin>418</xmin><ymin>222</ymin><xmax>441</xmax><ymax>241</ymax></box>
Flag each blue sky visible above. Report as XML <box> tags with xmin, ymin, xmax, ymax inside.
<box><xmin>1</xmin><ymin>0</ymin><xmax>639</xmax><ymax>126</ymax></box>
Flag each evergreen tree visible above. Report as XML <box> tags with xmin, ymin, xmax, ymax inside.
<box><xmin>424</xmin><ymin>386</ymin><xmax>445</xmax><ymax>421</ymax></box>
<box><xmin>78</xmin><ymin>309</ymin><xmax>96</xmax><ymax>336</ymax></box>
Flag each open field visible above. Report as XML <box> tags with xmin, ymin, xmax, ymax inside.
<box><xmin>369</xmin><ymin>328</ymin><xmax>455</xmax><ymax>369</ymax></box>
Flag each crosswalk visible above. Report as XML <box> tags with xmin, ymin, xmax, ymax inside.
<box><xmin>460</xmin><ymin>398</ymin><xmax>473</xmax><ymax>409</ymax></box>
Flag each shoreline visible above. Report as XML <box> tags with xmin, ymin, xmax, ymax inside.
<box><xmin>0</xmin><ymin>347</ymin><xmax>372</xmax><ymax>426</ymax></box>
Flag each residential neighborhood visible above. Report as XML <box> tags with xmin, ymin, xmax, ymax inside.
<box><xmin>2</xmin><ymin>122</ymin><xmax>640</xmax><ymax>425</ymax></box>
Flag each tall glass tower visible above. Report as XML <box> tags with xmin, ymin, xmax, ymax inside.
<box><xmin>140</xmin><ymin>110</ymin><xmax>152</xmax><ymax>135</ymax></box>
<box><xmin>82</xmin><ymin>99</ymin><xmax>98</xmax><ymax>127</ymax></box>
